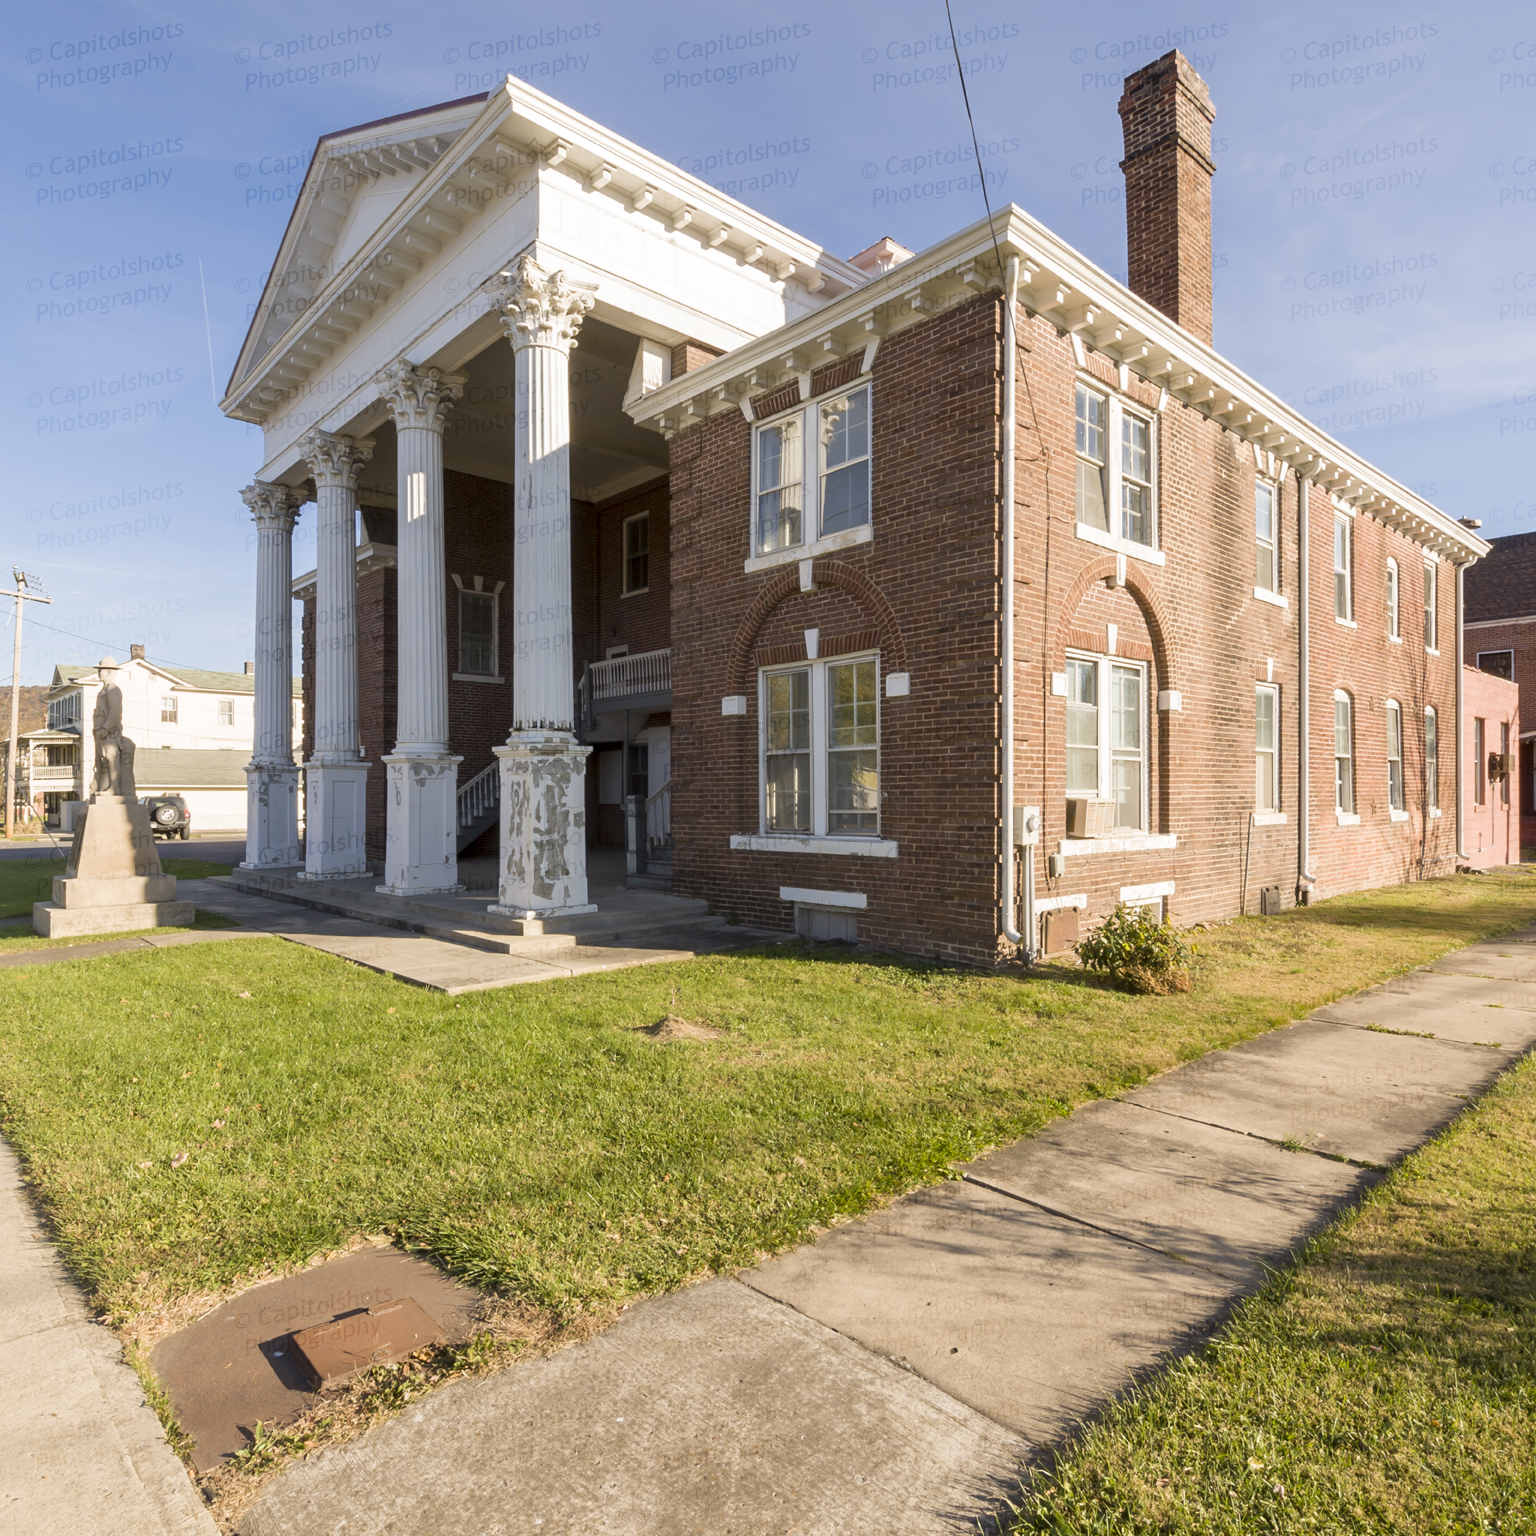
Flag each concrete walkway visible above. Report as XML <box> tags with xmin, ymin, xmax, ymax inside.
<box><xmin>0</xmin><ymin>1137</ymin><xmax>217</xmax><ymax>1536</ymax></box>
<box><xmin>236</xmin><ymin>925</ymin><xmax>1536</xmax><ymax>1535</ymax></box>
<box><xmin>0</xmin><ymin>877</ymin><xmax>781</xmax><ymax>994</ymax></box>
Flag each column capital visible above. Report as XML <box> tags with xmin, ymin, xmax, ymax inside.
<box><xmin>375</xmin><ymin>360</ymin><xmax>467</xmax><ymax>433</ymax></box>
<box><xmin>241</xmin><ymin>480</ymin><xmax>302</xmax><ymax>531</ymax></box>
<box><xmin>490</xmin><ymin>253</ymin><xmax>596</xmax><ymax>353</ymax></box>
<box><xmin>300</xmin><ymin>428</ymin><xmax>375</xmax><ymax>490</ymax></box>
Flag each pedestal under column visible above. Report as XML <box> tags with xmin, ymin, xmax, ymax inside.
<box><xmin>245</xmin><ymin>765</ymin><xmax>302</xmax><ymax>868</ymax></box>
<box><xmin>378</xmin><ymin>753</ymin><xmax>460</xmax><ymax>896</ymax></box>
<box><xmin>490</xmin><ymin>732</ymin><xmax>595</xmax><ymax>918</ymax></box>
<box><xmin>299</xmin><ymin>761</ymin><xmax>370</xmax><ymax>880</ymax></box>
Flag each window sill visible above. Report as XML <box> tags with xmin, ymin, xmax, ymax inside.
<box><xmin>745</xmin><ymin>522</ymin><xmax>871</xmax><ymax>574</ymax></box>
<box><xmin>1429</xmin><ymin>807</ymin><xmax>1442</xmax><ymax>818</ymax></box>
<box><xmin>1253</xmin><ymin>587</ymin><xmax>1289</xmax><ymax>610</ymax></box>
<box><xmin>452</xmin><ymin>673</ymin><xmax>505</xmax><ymax>684</ymax></box>
<box><xmin>730</xmin><ymin>832</ymin><xmax>897</xmax><ymax>858</ymax></box>
<box><xmin>1425</xmin><ymin>647</ymin><xmax>1440</xmax><ymax>657</ymax></box>
<box><xmin>1390</xmin><ymin>809</ymin><xmax>1410</xmax><ymax>822</ymax></box>
<box><xmin>1251</xmin><ymin>811</ymin><xmax>1288</xmax><ymax>826</ymax></box>
<box><xmin>1335</xmin><ymin>617</ymin><xmax>1358</xmax><ymax>629</ymax></box>
<box><xmin>621</xmin><ymin>587</ymin><xmax>650</xmax><ymax>599</ymax></box>
<box><xmin>1073</xmin><ymin>521</ymin><xmax>1166</xmax><ymax>566</ymax></box>
<box><xmin>1335</xmin><ymin>811</ymin><xmax>1361</xmax><ymax>826</ymax></box>
<box><xmin>1059</xmin><ymin>833</ymin><xmax>1177</xmax><ymax>856</ymax></box>
<box><xmin>1388</xmin><ymin>634</ymin><xmax>1403</xmax><ymax>644</ymax></box>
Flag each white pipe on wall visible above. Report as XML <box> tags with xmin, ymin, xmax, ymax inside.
<box><xmin>999</xmin><ymin>254</ymin><xmax>1027</xmax><ymax>954</ymax></box>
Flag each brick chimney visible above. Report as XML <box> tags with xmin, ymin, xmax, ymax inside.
<box><xmin>1118</xmin><ymin>51</ymin><xmax>1216</xmax><ymax>343</ymax></box>
<box><xmin>130</xmin><ymin>643</ymin><xmax>145</xmax><ymax>660</ymax></box>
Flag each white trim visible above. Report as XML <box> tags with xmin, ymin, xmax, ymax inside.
<box><xmin>1253</xmin><ymin>587</ymin><xmax>1289</xmax><ymax>610</ymax></box>
<box><xmin>1388</xmin><ymin>635</ymin><xmax>1403</xmax><ymax>645</ymax></box>
<box><xmin>1335</xmin><ymin>812</ymin><xmax>1361</xmax><ymax>827</ymax></box>
<box><xmin>780</xmin><ymin>886</ymin><xmax>866</xmax><ymax>908</ymax></box>
<box><xmin>744</xmin><ymin>522</ymin><xmax>872</xmax><ymax>574</ymax></box>
<box><xmin>884</xmin><ymin>672</ymin><xmax>911</xmax><ymax>698</ymax></box>
<box><xmin>731</xmin><ymin>833</ymin><xmax>897</xmax><ymax>857</ymax></box>
<box><xmin>1251</xmin><ymin>810</ymin><xmax>1288</xmax><ymax>827</ymax></box>
<box><xmin>1120</xmin><ymin>880</ymin><xmax>1174</xmax><ymax>902</ymax></box>
<box><xmin>1390</xmin><ymin>809</ymin><xmax>1410</xmax><ymax>822</ymax></box>
<box><xmin>1425</xmin><ymin>647</ymin><xmax>1440</xmax><ymax>657</ymax></box>
<box><xmin>1465</xmin><ymin>615</ymin><xmax>1536</xmax><ymax>630</ymax></box>
<box><xmin>1059</xmin><ymin>833</ymin><xmax>1177</xmax><ymax>856</ymax></box>
<box><xmin>721</xmin><ymin>695</ymin><xmax>748</xmax><ymax>716</ymax></box>
<box><xmin>1072</xmin><ymin>520</ymin><xmax>1166</xmax><ymax>566</ymax></box>
<box><xmin>1035</xmin><ymin>893</ymin><xmax>1087</xmax><ymax>913</ymax></box>
<box><xmin>1334</xmin><ymin>618</ymin><xmax>1358</xmax><ymax>630</ymax></box>
<box><xmin>1430</xmin><ymin>806</ymin><xmax>1443</xmax><ymax>817</ymax></box>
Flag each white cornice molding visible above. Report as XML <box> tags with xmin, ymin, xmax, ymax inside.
<box><xmin>631</xmin><ymin>204</ymin><xmax>1488</xmax><ymax>565</ymax></box>
<box><xmin>221</xmin><ymin>77</ymin><xmax>863</xmax><ymax>428</ymax></box>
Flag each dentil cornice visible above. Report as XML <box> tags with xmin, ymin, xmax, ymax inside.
<box><xmin>375</xmin><ymin>360</ymin><xmax>468</xmax><ymax>432</ymax></box>
<box><xmin>489</xmin><ymin>254</ymin><xmax>597</xmax><ymax>353</ymax></box>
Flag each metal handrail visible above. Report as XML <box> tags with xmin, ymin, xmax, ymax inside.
<box><xmin>457</xmin><ymin>761</ymin><xmax>500</xmax><ymax>831</ymax></box>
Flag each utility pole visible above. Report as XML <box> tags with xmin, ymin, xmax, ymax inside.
<box><xmin>4</xmin><ymin>569</ymin><xmax>52</xmax><ymax>841</ymax></box>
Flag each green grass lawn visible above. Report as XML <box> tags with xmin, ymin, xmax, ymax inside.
<box><xmin>0</xmin><ymin>852</ymin><xmax>233</xmax><ymax>919</ymax></box>
<box><xmin>0</xmin><ymin>865</ymin><xmax>1531</xmax><ymax>1344</ymax></box>
<box><xmin>1008</xmin><ymin>1049</ymin><xmax>1536</xmax><ymax>1534</ymax></box>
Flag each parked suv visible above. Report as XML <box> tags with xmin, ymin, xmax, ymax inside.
<box><xmin>141</xmin><ymin>795</ymin><xmax>192</xmax><ymax>840</ymax></box>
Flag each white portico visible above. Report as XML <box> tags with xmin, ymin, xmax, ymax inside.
<box><xmin>222</xmin><ymin>77</ymin><xmax>864</xmax><ymax>908</ymax></box>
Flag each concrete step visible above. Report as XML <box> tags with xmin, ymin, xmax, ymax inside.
<box><xmin>219</xmin><ymin>871</ymin><xmax>718</xmax><ymax>953</ymax></box>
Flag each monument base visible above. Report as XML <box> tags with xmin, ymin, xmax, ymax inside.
<box><xmin>33</xmin><ymin>899</ymin><xmax>196</xmax><ymax>938</ymax></box>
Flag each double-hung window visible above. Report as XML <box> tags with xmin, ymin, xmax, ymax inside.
<box><xmin>762</xmin><ymin>655</ymin><xmax>880</xmax><ymax>838</ymax></box>
<box><xmin>1075</xmin><ymin>384</ymin><xmax>1157</xmax><ymax>552</ymax></box>
<box><xmin>623</xmin><ymin>512</ymin><xmax>649</xmax><ymax>595</ymax></box>
<box><xmin>1386</xmin><ymin>558</ymin><xmax>1400</xmax><ymax>639</ymax></box>
<box><xmin>1255</xmin><ymin>684</ymin><xmax>1279</xmax><ymax>811</ymax></box>
<box><xmin>1501</xmin><ymin>722</ymin><xmax>1511</xmax><ymax>806</ymax></box>
<box><xmin>1255</xmin><ymin>482</ymin><xmax>1278</xmax><ymax>594</ymax></box>
<box><xmin>1333</xmin><ymin>513</ymin><xmax>1352</xmax><ymax>621</ymax></box>
<box><xmin>218</xmin><ymin>699</ymin><xmax>234</xmax><ymax>727</ymax></box>
<box><xmin>1474</xmin><ymin>718</ymin><xmax>1486</xmax><ymax>805</ymax></box>
<box><xmin>1064</xmin><ymin>651</ymin><xmax>1147</xmax><ymax>832</ymax></box>
<box><xmin>160</xmin><ymin>695</ymin><xmax>178</xmax><ymax>724</ymax></box>
<box><xmin>1424</xmin><ymin>707</ymin><xmax>1439</xmax><ymax>811</ymax></box>
<box><xmin>458</xmin><ymin>590</ymin><xmax>497</xmax><ymax>677</ymax></box>
<box><xmin>1423</xmin><ymin>556</ymin><xmax>1438</xmax><ymax>651</ymax></box>
<box><xmin>1334</xmin><ymin>691</ymin><xmax>1355</xmax><ymax>814</ymax></box>
<box><xmin>753</xmin><ymin>384</ymin><xmax>871</xmax><ymax>558</ymax></box>
<box><xmin>1385</xmin><ymin>700</ymin><xmax>1404</xmax><ymax>813</ymax></box>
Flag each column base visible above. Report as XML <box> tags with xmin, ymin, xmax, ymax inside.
<box><xmin>493</xmin><ymin>730</ymin><xmax>593</xmax><ymax>918</ymax></box>
<box><xmin>376</xmin><ymin>751</ymin><xmax>462</xmax><ymax>896</ymax></box>
<box><xmin>300</xmin><ymin>759</ymin><xmax>371</xmax><ymax>879</ymax></box>
<box><xmin>242</xmin><ymin>763</ymin><xmax>301</xmax><ymax>869</ymax></box>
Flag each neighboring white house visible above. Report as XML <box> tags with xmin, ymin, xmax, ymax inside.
<box><xmin>22</xmin><ymin>646</ymin><xmax>302</xmax><ymax>832</ymax></box>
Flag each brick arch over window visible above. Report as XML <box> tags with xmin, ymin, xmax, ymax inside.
<box><xmin>726</xmin><ymin>560</ymin><xmax>909</xmax><ymax>692</ymax></box>
<box><xmin>1051</xmin><ymin>556</ymin><xmax>1174</xmax><ymax>689</ymax></box>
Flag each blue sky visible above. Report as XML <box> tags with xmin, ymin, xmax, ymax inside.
<box><xmin>5</xmin><ymin>1</ymin><xmax>1531</xmax><ymax>683</ymax></box>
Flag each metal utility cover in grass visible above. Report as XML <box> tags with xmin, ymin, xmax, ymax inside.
<box><xmin>150</xmin><ymin>1248</ymin><xmax>480</xmax><ymax>1471</ymax></box>
<box><xmin>292</xmin><ymin>1297</ymin><xmax>445</xmax><ymax>1387</ymax></box>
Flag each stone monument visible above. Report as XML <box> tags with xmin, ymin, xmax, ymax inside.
<box><xmin>32</xmin><ymin>656</ymin><xmax>195</xmax><ymax>936</ymax></box>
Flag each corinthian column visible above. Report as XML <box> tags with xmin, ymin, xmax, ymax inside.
<box><xmin>239</xmin><ymin>481</ymin><xmax>302</xmax><ymax>869</ymax></box>
<box><xmin>374</xmin><ymin>360</ymin><xmax>466</xmax><ymax>896</ymax></box>
<box><xmin>297</xmin><ymin>428</ymin><xmax>373</xmax><ymax>880</ymax></box>
<box><xmin>487</xmin><ymin>254</ymin><xmax>598</xmax><ymax>920</ymax></box>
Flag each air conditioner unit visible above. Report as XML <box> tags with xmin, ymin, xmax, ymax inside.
<box><xmin>1065</xmin><ymin>798</ymin><xmax>1116</xmax><ymax>838</ymax></box>
<box><xmin>1490</xmin><ymin>752</ymin><xmax>1516</xmax><ymax>780</ymax></box>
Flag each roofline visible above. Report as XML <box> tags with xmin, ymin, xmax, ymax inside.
<box><xmin>631</xmin><ymin>203</ymin><xmax>1489</xmax><ymax>565</ymax></box>
<box><xmin>317</xmin><ymin>93</ymin><xmax>489</xmax><ymax>146</ymax></box>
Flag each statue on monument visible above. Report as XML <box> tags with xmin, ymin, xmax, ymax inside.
<box><xmin>92</xmin><ymin>656</ymin><xmax>137</xmax><ymax>798</ymax></box>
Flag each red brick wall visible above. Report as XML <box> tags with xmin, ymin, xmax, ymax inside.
<box><xmin>1462</xmin><ymin>664</ymin><xmax>1520</xmax><ymax>868</ymax></box>
<box><xmin>668</xmin><ymin>292</ymin><xmax>1005</xmax><ymax>964</ymax></box>
<box><xmin>1463</xmin><ymin>617</ymin><xmax>1536</xmax><ymax>844</ymax></box>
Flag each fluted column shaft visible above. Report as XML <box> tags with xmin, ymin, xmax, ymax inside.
<box><xmin>303</xmin><ymin>430</ymin><xmax>373</xmax><ymax>762</ymax></box>
<box><xmin>240</xmin><ymin>481</ymin><xmax>302</xmax><ymax>869</ymax></box>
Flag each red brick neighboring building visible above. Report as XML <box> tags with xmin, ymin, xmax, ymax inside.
<box><xmin>1463</xmin><ymin>531</ymin><xmax>1536</xmax><ymax>848</ymax></box>
<box><xmin>1460</xmin><ymin>664</ymin><xmax>1520</xmax><ymax>868</ymax></box>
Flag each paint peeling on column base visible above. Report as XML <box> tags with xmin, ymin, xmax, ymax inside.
<box><xmin>493</xmin><ymin>732</ymin><xmax>593</xmax><ymax>916</ymax></box>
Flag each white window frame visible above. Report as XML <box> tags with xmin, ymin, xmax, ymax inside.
<box><xmin>1255</xmin><ymin>480</ymin><xmax>1279</xmax><ymax>596</ymax></box>
<box><xmin>218</xmin><ymin>699</ymin><xmax>234</xmax><ymax>727</ymax></box>
<box><xmin>160</xmin><ymin>694</ymin><xmax>178</xmax><ymax>724</ymax></box>
<box><xmin>1385</xmin><ymin>557</ymin><xmax>1400</xmax><ymax>640</ymax></box>
<box><xmin>1333</xmin><ymin>513</ymin><xmax>1353</xmax><ymax>623</ymax></box>
<box><xmin>1256</xmin><ymin>684</ymin><xmax>1280</xmax><ymax>812</ymax></box>
<box><xmin>622</xmin><ymin>511</ymin><xmax>650</xmax><ymax>596</ymax></box>
<box><xmin>1424</xmin><ymin>706</ymin><xmax>1439</xmax><ymax>813</ymax></box>
<box><xmin>1334</xmin><ymin>689</ymin><xmax>1356</xmax><ymax>820</ymax></box>
<box><xmin>757</xmin><ymin>652</ymin><xmax>881</xmax><ymax>841</ymax></box>
<box><xmin>1385</xmin><ymin>698</ymin><xmax>1406</xmax><ymax>817</ymax></box>
<box><xmin>1423</xmin><ymin>556</ymin><xmax>1438</xmax><ymax>652</ymax></box>
<box><xmin>456</xmin><ymin>587</ymin><xmax>499</xmax><ymax>679</ymax></box>
<box><xmin>1063</xmin><ymin>649</ymin><xmax>1149</xmax><ymax>833</ymax></box>
<box><xmin>1074</xmin><ymin>380</ymin><xmax>1162</xmax><ymax>563</ymax></box>
<box><xmin>748</xmin><ymin>381</ymin><xmax>873</xmax><ymax>570</ymax></box>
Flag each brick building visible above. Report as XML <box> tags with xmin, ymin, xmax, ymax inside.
<box><xmin>224</xmin><ymin>57</ymin><xmax>1493</xmax><ymax>963</ymax></box>
<box><xmin>1463</xmin><ymin>531</ymin><xmax>1535</xmax><ymax>849</ymax></box>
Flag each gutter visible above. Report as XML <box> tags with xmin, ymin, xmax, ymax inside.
<box><xmin>999</xmin><ymin>256</ymin><xmax>1028</xmax><ymax>955</ymax></box>
<box><xmin>1456</xmin><ymin>560</ymin><xmax>1468</xmax><ymax>860</ymax></box>
<box><xmin>1297</xmin><ymin>475</ymin><xmax>1314</xmax><ymax>901</ymax></box>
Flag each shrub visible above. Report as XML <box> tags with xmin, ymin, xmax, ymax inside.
<box><xmin>1075</xmin><ymin>903</ymin><xmax>1194</xmax><ymax>994</ymax></box>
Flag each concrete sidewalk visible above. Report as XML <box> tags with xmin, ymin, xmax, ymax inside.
<box><xmin>237</xmin><ymin>927</ymin><xmax>1536</xmax><ymax>1536</ymax></box>
<box><xmin>0</xmin><ymin>1138</ymin><xmax>218</xmax><ymax>1536</ymax></box>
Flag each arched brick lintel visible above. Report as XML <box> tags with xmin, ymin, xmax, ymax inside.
<box><xmin>726</xmin><ymin>559</ymin><xmax>910</xmax><ymax>693</ymax></box>
<box><xmin>1052</xmin><ymin>555</ymin><xmax>1174</xmax><ymax>687</ymax></box>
